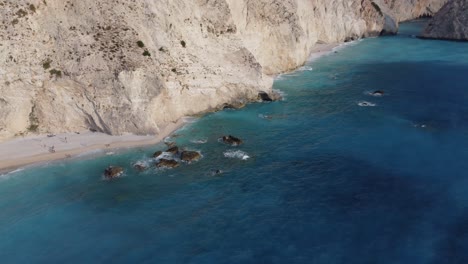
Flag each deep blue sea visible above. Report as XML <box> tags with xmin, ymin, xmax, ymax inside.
<box><xmin>2</xmin><ymin>20</ymin><xmax>468</xmax><ymax>263</ymax></box>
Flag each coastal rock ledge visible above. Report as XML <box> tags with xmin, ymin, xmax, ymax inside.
<box><xmin>0</xmin><ymin>0</ymin><xmax>446</xmax><ymax>141</ymax></box>
<box><xmin>421</xmin><ymin>0</ymin><xmax>468</xmax><ymax>41</ymax></box>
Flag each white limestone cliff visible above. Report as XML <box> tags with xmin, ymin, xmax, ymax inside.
<box><xmin>0</xmin><ymin>0</ymin><xmax>446</xmax><ymax>141</ymax></box>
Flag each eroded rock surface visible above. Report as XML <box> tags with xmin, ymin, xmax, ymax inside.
<box><xmin>421</xmin><ymin>0</ymin><xmax>468</xmax><ymax>41</ymax></box>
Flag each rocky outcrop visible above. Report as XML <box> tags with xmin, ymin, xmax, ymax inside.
<box><xmin>180</xmin><ymin>151</ymin><xmax>202</xmax><ymax>162</ymax></box>
<box><xmin>221</xmin><ymin>135</ymin><xmax>243</xmax><ymax>146</ymax></box>
<box><xmin>0</xmin><ymin>0</ymin><xmax>446</xmax><ymax>141</ymax></box>
<box><xmin>166</xmin><ymin>146</ymin><xmax>179</xmax><ymax>155</ymax></box>
<box><xmin>156</xmin><ymin>159</ymin><xmax>179</xmax><ymax>168</ymax></box>
<box><xmin>421</xmin><ymin>0</ymin><xmax>468</xmax><ymax>41</ymax></box>
<box><xmin>104</xmin><ymin>166</ymin><xmax>124</xmax><ymax>179</ymax></box>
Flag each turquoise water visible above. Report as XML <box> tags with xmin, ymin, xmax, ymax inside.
<box><xmin>2</xmin><ymin>20</ymin><xmax>468</xmax><ymax>263</ymax></box>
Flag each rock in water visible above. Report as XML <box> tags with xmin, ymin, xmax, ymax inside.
<box><xmin>104</xmin><ymin>166</ymin><xmax>124</xmax><ymax>179</ymax></box>
<box><xmin>372</xmin><ymin>90</ymin><xmax>385</xmax><ymax>96</ymax></box>
<box><xmin>133</xmin><ymin>163</ymin><xmax>147</xmax><ymax>172</ymax></box>
<box><xmin>421</xmin><ymin>0</ymin><xmax>468</xmax><ymax>41</ymax></box>
<box><xmin>156</xmin><ymin>159</ymin><xmax>179</xmax><ymax>168</ymax></box>
<box><xmin>152</xmin><ymin>150</ymin><xmax>163</xmax><ymax>158</ymax></box>
<box><xmin>166</xmin><ymin>146</ymin><xmax>179</xmax><ymax>155</ymax></box>
<box><xmin>181</xmin><ymin>151</ymin><xmax>202</xmax><ymax>162</ymax></box>
<box><xmin>211</xmin><ymin>169</ymin><xmax>223</xmax><ymax>176</ymax></box>
<box><xmin>222</xmin><ymin>135</ymin><xmax>243</xmax><ymax>146</ymax></box>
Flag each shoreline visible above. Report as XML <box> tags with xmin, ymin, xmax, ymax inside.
<box><xmin>0</xmin><ymin>119</ymin><xmax>186</xmax><ymax>173</ymax></box>
<box><xmin>273</xmin><ymin>42</ymin><xmax>351</xmax><ymax>79</ymax></box>
<box><xmin>0</xmin><ymin>42</ymin><xmax>347</xmax><ymax>174</ymax></box>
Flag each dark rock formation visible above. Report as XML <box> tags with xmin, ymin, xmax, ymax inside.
<box><xmin>258</xmin><ymin>91</ymin><xmax>273</xmax><ymax>102</ymax></box>
<box><xmin>421</xmin><ymin>0</ymin><xmax>468</xmax><ymax>41</ymax></box>
<box><xmin>104</xmin><ymin>166</ymin><xmax>124</xmax><ymax>179</ymax></box>
<box><xmin>181</xmin><ymin>151</ymin><xmax>202</xmax><ymax>162</ymax></box>
<box><xmin>222</xmin><ymin>135</ymin><xmax>243</xmax><ymax>146</ymax></box>
<box><xmin>211</xmin><ymin>169</ymin><xmax>223</xmax><ymax>176</ymax></box>
<box><xmin>156</xmin><ymin>159</ymin><xmax>179</xmax><ymax>168</ymax></box>
<box><xmin>166</xmin><ymin>146</ymin><xmax>179</xmax><ymax>155</ymax></box>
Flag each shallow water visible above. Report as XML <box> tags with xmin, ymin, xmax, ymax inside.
<box><xmin>1</xmin><ymin>20</ymin><xmax>468</xmax><ymax>263</ymax></box>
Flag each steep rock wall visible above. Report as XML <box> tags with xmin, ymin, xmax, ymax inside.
<box><xmin>384</xmin><ymin>0</ymin><xmax>448</xmax><ymax>21</ymax></box>
<box><xmin>421</xmin><ymin>0</ymin><xmax>468</xmax><ymax>41</ymax></box>
<box><xmin>0</xmin><ymin>0</ymin><xmax>446</xmax><ymax>141</ymax></box>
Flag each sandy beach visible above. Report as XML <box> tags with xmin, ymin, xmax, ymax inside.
<box><xmin>307</xmin><ymin>43</ymin><xmax>341</xmax><ymax>61</ymax></box>
<box><xmin>0</xmin><ymin>120</ymin><xmax>185</xmax><ymax>173</ymax></box>
<box><xmin>0</xmin><ymin>43</ymin><xmax>342</xmax><ymax>174</ymax></box>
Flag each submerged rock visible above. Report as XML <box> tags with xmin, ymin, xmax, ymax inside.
<box><xmin>222</xmin><ymin>135</ymin><xmax>243</xmax><ymax>146</ymax></box>
<box><xmin>133</xmin><ymin>163</ymin><xmax>147</xmax><ymax>172</ymax></box>
<box><xmin>156</xmin><ymin>159</ymin><xmax>179</xmax><ymax>168</ymax></box>
<box><xmin>104</xmin><ymin>166</ymin><xmax>124</xmax><ymax>179</ymax></box>
<box><xmin>181</xmin><ymin>151</ymin><xmax>202</xmax><ymax>162</ymax></box>
<box><xmin>358</xmin><ymin>101</ymin><xmax>376</xmax><ymax>107</ymax></box>
<box><xmin>211</xmin><ymin>169</ymin><xmax>224</xmax><ymax>176</ymax></box>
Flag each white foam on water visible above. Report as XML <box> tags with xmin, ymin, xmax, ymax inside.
<box><xmin>274</xmin><ymin>74</ymin><xmax>286</xmax><ymax>81</ymax></box>
<box><xmin>298</xmin><ymin>65</ymin><xmax>313</xmax><ymax>71</ymax></box>
<box><xmin>333</xmin><ymin>39</ymin><xmax>363</xmax><ymax>51</ymax></box>
<box><xmin>273</xmin><ymin>89</ymin><xmax>287</xmax><ymax>101</ymax></box>
<box><xmin>357</xmin><ymin>101</ymin><xmax>377</xmax><ymax>107</ymax></box>
<box><xmin>182</xmin><ymin>116</ymin><xmax>199</xmax><ymax>124</ymax></box>
<box><xmin>223</xmin><ymin>150</ymin><xmax>250</xmax><ymax>160</ymax></box>
<box><xmin>190</xmin><ymin>139</ymin><xmax>207</xmax><ymax>144</ymax></box>
<box><xmin>0</xmin><ymin>168</ymin><xmax>25</xmax><ymax>179</ymax></box>
<box><xmin>154</xmin><ymin>152</ymin><xmax>175</xmax><ymax>161</ymax></box>
<box><xmin>365</xmin><ymin>90</ymin><xmax>386</xmax><ymax>97</ymax></box>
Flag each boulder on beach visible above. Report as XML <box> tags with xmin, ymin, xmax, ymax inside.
<box><xmin>181</xmin><ymin>151</ymin><xmax>202</xmax><ymax>162</ymax></box>
<box><xmin>222</xmin><ymin>135</ymin><xmax>243</xmax><ymax>146</ymax></box>
<box><xmin>104</xmin><ymin>166</ymin><xmax>124</xmax><ymax>179</ymax></box>
<box><xmin>166</xmin><ymin>146</ymin><xmax>179</xmax><ymax>155</ymax></box>
<box><xmin>152</xmin><ymin>150</ymin><xmax>163</xmax><ymax>158</ymax></box>
<box><xmin>156</xmin><ymin>159</ymin><xmax>180</xmax><ymax>168</ymax></box>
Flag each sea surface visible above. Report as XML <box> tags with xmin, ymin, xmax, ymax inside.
<box><xmin>1</xmin><ymin>20</ymin><xmax>468</xmax><ymax>263</ymax></box>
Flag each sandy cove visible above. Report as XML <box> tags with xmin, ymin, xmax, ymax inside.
<box><xmin>0</xmin><ymin>44</ymin><xmax>344</xmax><ymax>173</ymax></box>
<box><xmin>0</xmin><ymin>119</ymin><xmax>185</xmax><ymax>173</ymax></box>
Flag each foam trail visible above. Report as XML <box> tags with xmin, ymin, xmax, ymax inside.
<box><xmin>224</xmin><ymin>150</ymin><xmax>250</xmax><ymax>160</ymax></box>
<box><xmin>357</xmin><ymin>101</ymin><xmax>377</xmax><ymax>107</ymax></box>
<box><xmin>190</xmin><ymin>139</ymin><xmax>207</xmax><ymax>144</ymax></box>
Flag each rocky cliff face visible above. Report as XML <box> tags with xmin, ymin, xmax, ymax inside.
<box><xmin>421</xmin><ymin>0</ymin><xmax>468</xmax><ymax>41</ymax></box>
<box><xmin>0</xmin><ymin>0</ymin><xmax>446</xmax><ymax>141</ymax></box>
<box><xmin>383</xmin><ymin>0</ymin><xmax>448</xmax><ymax>21</ymax></box>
